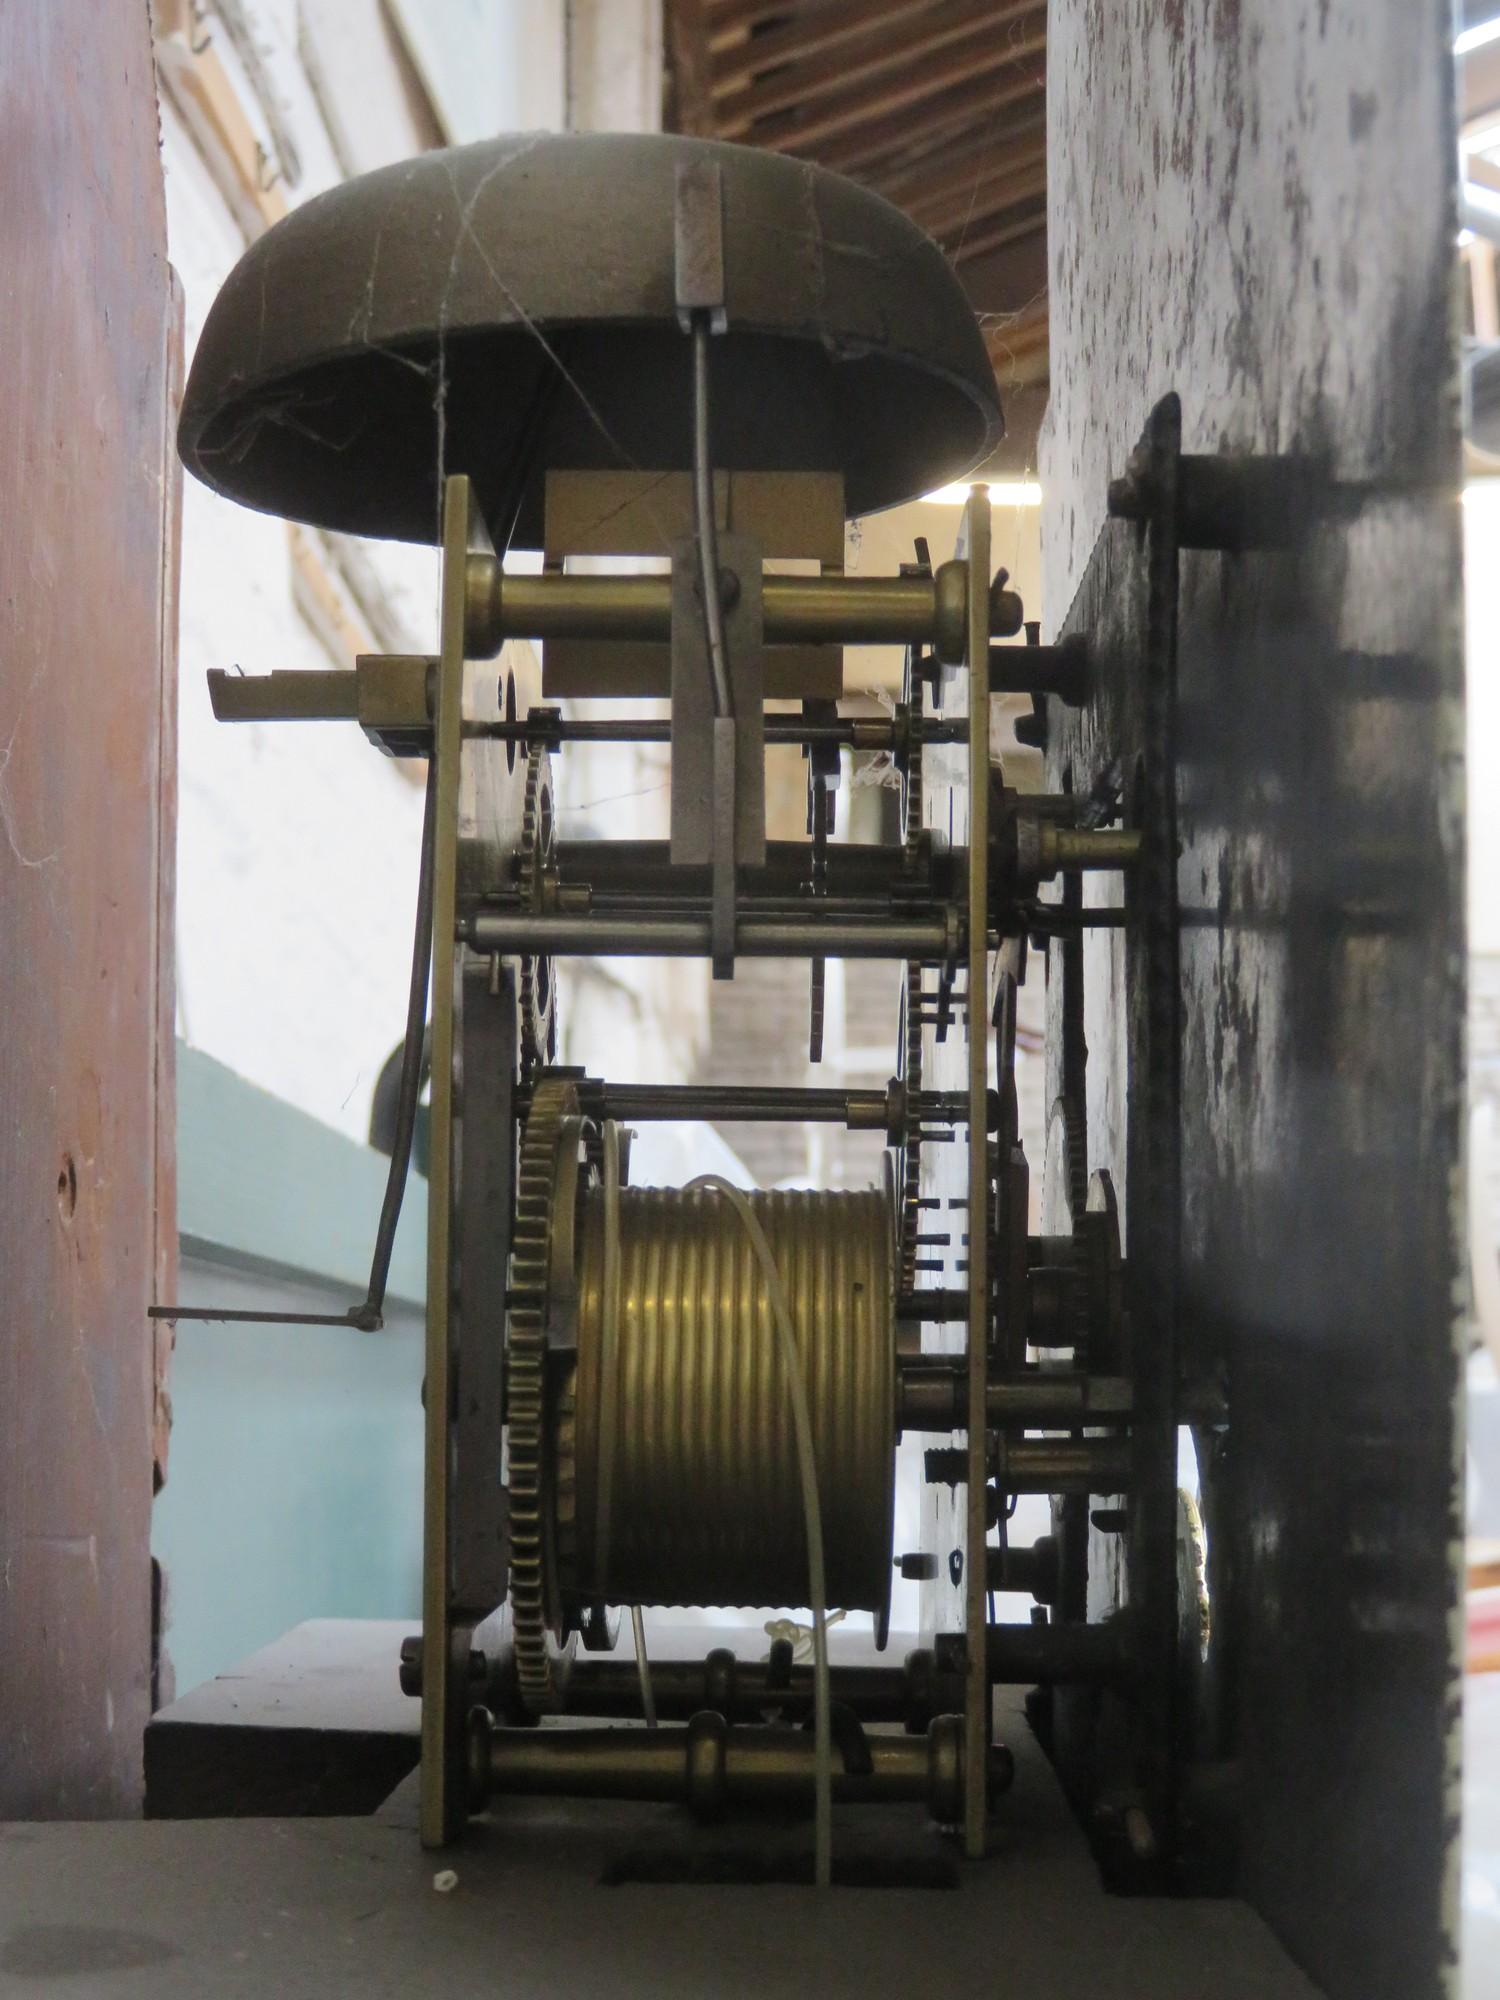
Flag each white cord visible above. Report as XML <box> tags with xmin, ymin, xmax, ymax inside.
<box><xmin>688</xmin><ymin>1175</ymin><xmax>834</xmax><ymax>1890</ymax></box>
<box><xmin>764</xmin><ymin>1610</ymin><xmax>845</xmax><ymax>1664</ymax></box>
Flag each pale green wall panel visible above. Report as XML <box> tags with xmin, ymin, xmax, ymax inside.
<box><xmin>174</xmin><ymin>1042</ymin><xmax>427</xmax><ymax>1304</ymax></box>
<box><xmin>154</xmin><ymin>1046</ymin><xmax>427</xmax><ymax>1696</ymax></box>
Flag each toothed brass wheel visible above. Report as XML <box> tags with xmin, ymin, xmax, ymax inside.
<box><xmin>517</xmin><ymin>743</ymin><xmax>557</xmax><ymax>1078</ymax></box>
<box><xmin>506</xmin><ymin>1074</ymin><xmax>580</xmax><ymax>1714</ymax></box>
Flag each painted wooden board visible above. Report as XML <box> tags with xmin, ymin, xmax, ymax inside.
<box><xmin>0</xmin><ymin>1688</ymin><xmax>1319</xmax><ymax>2000</ymax></box>
<box><xmin>1042</xmin><ymin>7</ymin><xmax>1464</xmax><ymax>1996</ymax></box>
<box><xmin>0</xmin><ymin>3</ymin><xmax>175</xmax><ymax>1814</ymax></box>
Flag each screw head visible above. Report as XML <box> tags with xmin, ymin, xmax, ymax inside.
<box><xmin>398</xmin><ymin>1634</ymin><xmax>422</xmax><ymax>1698</ymax></box>
<box><xmin>1106</xmin><ymin>449</ymin><xmax>1155</xmax><ymax>522</ymax></box>
<box><xmin>986</xmin><ymin>1743</ymin><xmax>1016</xmax><ymax>1803</ymax></box>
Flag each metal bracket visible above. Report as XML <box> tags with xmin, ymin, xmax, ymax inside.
<box><xmin>669</xmin><ymin>535</ymin><xmax>765</xmax><ymax>882</ymax></box>
<box><xmin>1046</xmin><ymin>393</ymin><xmax>1185</xmax><ymax>1877</ymax></box>
<box><xmin>674</xmin><ymin>158</ymin><xmax>726</xmax><ymax>333</ymax></box>
<box><xmin>206</xmin><ymin>653</ymin><xmax>433</xmax><ymax>758</ymax></box>
<box><xmin>674</xmin><ymin>158</ymin><xmax>741</xmax><ymax>977</ymax></box>
<box><xmin>804</xmin><ymin>696</ymin><xmax>838</xmax><ymax>1060</ymax></box>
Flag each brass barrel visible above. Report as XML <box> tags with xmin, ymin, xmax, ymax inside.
<box><xmin>465</xmin><ymin>556</ymin><xmax>1024</xmax><ymax>661</ymax></box>
<box><xmin>559</xmin><ymin>1185</ymin><xmax>895</xmax><ymax>1617</ymax></box>
<box><xmin>469</xmin><ymin>1710</ymin><xmax>983</xmax><ymax>1823</ymax></box>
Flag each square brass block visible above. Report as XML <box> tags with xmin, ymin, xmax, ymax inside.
<box><xmin>540</xmin><ymin>468</ymin><xmax>844</xmax><ymax>699</ymax></box>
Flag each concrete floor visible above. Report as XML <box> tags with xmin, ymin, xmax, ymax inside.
<box><xmin>0</xmin><ymin>1690</ymin><xmax>1321</xmax><ymax>2000</ymax></box>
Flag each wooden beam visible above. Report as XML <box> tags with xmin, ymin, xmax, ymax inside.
<box><xmin>952</xmin><ymin>224</ymin><xmax>1047</xmax><ymax>318</ymax></box>
<box><xmin>1</xmin><ymin>0</ymin><xmax>172</xmax><ymax>1816</ymax></box>
<box><xmin>723</xmin><ymin>8</ymin><xmax>1045</xmax><ymax>147</ymax></box>
<box><xmin>715</xmin><ymin>0</ymin><xmax>1040</xmax><ymax>123</ymax></box>
<box><xmin>904</xmin><ymin>163</ymin><xmax>1056</xmax><ymax>247</ymax></box>
<box><xmin>711</xmin><ymin>0</ymin><xmax>941</xmax><ymax>93</ymax></box>
<box><xmin>984</xmin><ymin>306</ymin><xmax>1050</xmax><ymax>391</ymax></box>
<box><xmin>888</xmin><ymin>133</ymin><xmax>1048</xmax><ymax>229</ymax></box>
<box><xmin>719</xmin><ymin>0</ymin><xmax>1039</xmax><ymax>130</ymax></box>
<box><xmin>983</xmin><ymin>306</ymin><xmax>1048</xmax><ymax>359</ymax></box>
<box><xmin>917</xmin><ymin>162</ymin><xmax>1048</xmax><ymax>246</ymax></box>
<box><xmin>706</xmin><ymin>0</ymin><xmax>801</xmax><ymax>49</ymax></box>
<box><xmin>666</xmin><ymin>0</ymin><xmax>717</xmax><ymax>135</ymax></box>
<box><xmin>843</xmin><ymin>126</ymin><xmax>979</xmax><ymax>194</ymax></box>
<box><xmin>996</xmin><ymin>341</ymin><xmax>1049</xmax><ymax>390</ymax></box>
<box><xmin>154</xmin><ymin>0</ymin><xmax>290</xmax><ymax>240</ymax></box>
<box><xmin>795</xmin><ymin>64</ymin><xmax>1044</xmax><ymax>177</ymax></box>
<box><xmin>949</xmin><ymin>200</ymin><xmax>1047</xmax><ymax>266</ymax></box>
<box><xmin>869</xmin><ymin>110</ymin><xmax>1047</xmax><ymax>209</ymax></box>
<box><xmin>1470</xmin><ymin>236</ymin><xmax>1500</xmax><ymax>343</ymax></box>
<box><xmin>153</xmin><ymin>271</ymin><xmax>184</xmax><ymax>1496</ymax></box>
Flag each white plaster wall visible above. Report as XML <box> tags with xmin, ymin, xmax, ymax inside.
<box><xmin>297</xmin><ymin>0</ymin><xmax>448</xmax><ymax>169</ymax></box>
<box><xmin>166</xmin><ymin>0</ymin><xmax>680</xmax><ymax>1141</ymax></box>
<box><xmin>387</xmin><ymin>0</ymin><xmax>566</xmax><ymax>138</ymax></box>
<box><xmin>165</xmin><ymin>102</ymin><xmax>435</xmax><ymax>1142</ymax></box>
<box><xmin>1039</xmin><ymin>3</ymin><xmax>1454</xmax><ymax>625</ymax></box>
<box><xmin>567</xmin><ymin>0</ymin><xmax>661</xmax><ymax>134</ymax></box>
<box><xmin>1464</xmin><ymin>484</ymin><xmax>1500</xmax><ymax>1297</ymax></box>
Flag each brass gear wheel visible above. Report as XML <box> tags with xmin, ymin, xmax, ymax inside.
<box><xmin>550</xmin><ymin>1335</ymin><xmax>582</xmax><ymax>1639</ymax></box>
<box><xmin>897</xmin><ymin>691</ymin><xmax>925</xmax><ymax>1294</ymax></box>
<box><xmin>517</xmin><ymin>743</ymin><xmax>557</xmax><ymax>1077</ymax></box>
<box><xmin>506</xmin><ymin>1073</ymin><xmax>578</xmax><ymax>1714</ymax></box>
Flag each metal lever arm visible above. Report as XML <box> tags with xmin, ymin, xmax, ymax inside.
<box><xmin>679</xmin><ymin>157</ymin><xmax>737</xmax><ymax>979</ymax></box>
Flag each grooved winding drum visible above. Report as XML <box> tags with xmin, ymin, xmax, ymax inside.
<box><xmin>555</xmin><ymin>1184</ymin><xmax>895</xmax><ymax>1619</ymax></box>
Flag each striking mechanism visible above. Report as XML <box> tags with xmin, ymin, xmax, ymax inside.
<box><xmin>177</xmin><ymin>129</ymin><xmax>1203</xmax><ymax>1888</ymax></box>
